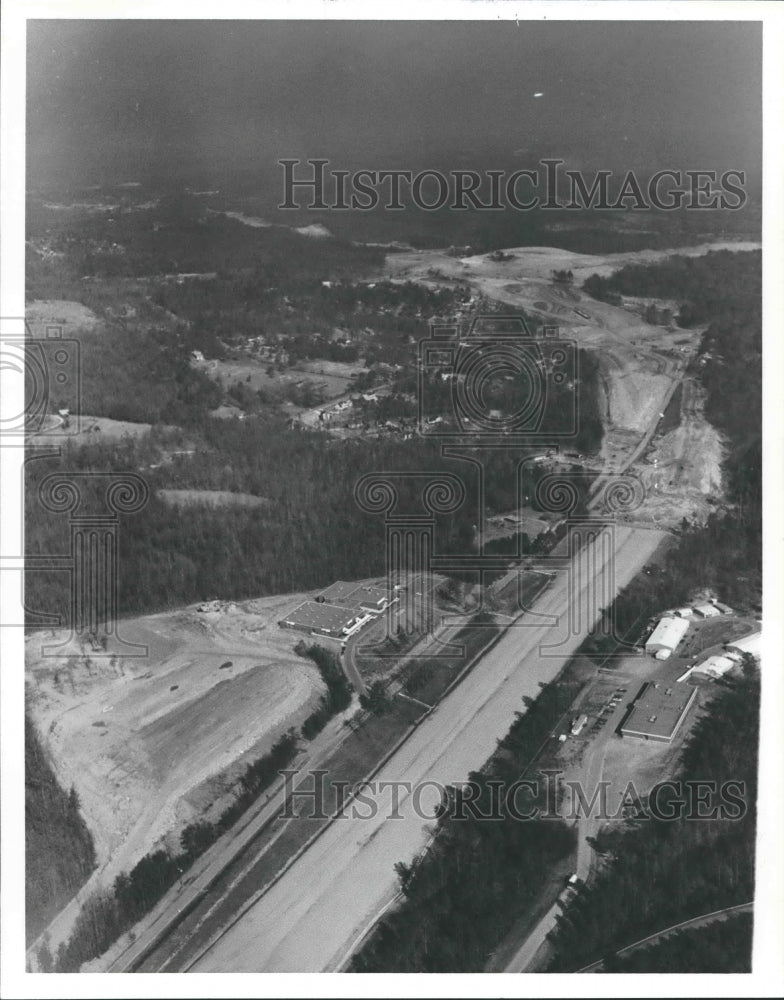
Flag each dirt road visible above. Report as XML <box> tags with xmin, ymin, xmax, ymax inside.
<box><xmin>189</xmin><ymin>526</ymin><xmax>665</xmax><ymax>973</ymax></box>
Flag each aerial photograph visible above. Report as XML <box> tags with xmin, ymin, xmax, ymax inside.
<box><xmin>7</xmin><ymin>9</ymin><xmax>774</xmax><ymax>989</ymax></box>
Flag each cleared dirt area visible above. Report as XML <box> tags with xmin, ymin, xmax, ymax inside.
<box><xmin>385</xmin><ymin>241</ymin><xmax>760</xmax><ymax>286</ymax></box>
<box><xmin>25</xmin><ymin>592</ymin><xmax>326</xmax><ymax>889</ymax></box>
<box><xmin>386</xmin><ymin>240</ymin><xmax>758</xmax><ymax>525</ymax></box>
<box><xmin>26</xmin><ymin>299</ymin><xmax>101</xmax><ymax>335</ymax></box>
<box><xmin>192</xmin><ymin>356</ymin><xmax>365</xmax><ymax>401</ymax></box>
<box><xmin>157</xmin><ymin>489</ymin><xmax>270</xmax><ymax>509</ymax></box>
<box><xmin>27</xmin><ymin>414</ymin><xmax>171</xmax><ymax>447</ymax></box>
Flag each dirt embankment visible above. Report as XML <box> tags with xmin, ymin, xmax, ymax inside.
<box><xmin>25</xmin><ymin>593</ymin><xmax>325</xmax><ymax>885</ymax></box>
<box><xmin>384</xmin><ymin>240</ymin><xmax>740</xmax><ymax>525</ymax></box>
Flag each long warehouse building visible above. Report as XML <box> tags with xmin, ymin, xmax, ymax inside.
<box><xmin>645</xmin><ymin>615</ymin><xmax>690</xmax><ymax>659</ymax></box>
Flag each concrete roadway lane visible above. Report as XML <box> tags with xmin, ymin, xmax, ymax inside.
<box><xmin>191</xmin><ymin>526</ymin><xmax>665</xmax><ymax>973</ymax></box>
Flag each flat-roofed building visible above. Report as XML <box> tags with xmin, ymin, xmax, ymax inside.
<box><xmin>348</xmin><ymin>585</ymin><xmax>391</xmax><ymax>613</ymax></box>
<box><xmin>317</xmin><ymin>581</ymin><xmax>363</xmax><ymax>605</ymax></box>
<box><xmin>279</xmin><ymin>601</ymin><xmax>362</xmax><ymax>638</ymax></box>
<box><xmin>645</xmin><ymin>616</ymin><xmax>690</xmax><ymax>657</ymax></box>
<box><xmin>316</xmin><ymin>581</ymin><xmax>391</xmax><ymax>614</ymax></box>
<box><xmin>620</xmin><ymin>682</ymin><xmax>698</xmax><ymax>743</ymax></box>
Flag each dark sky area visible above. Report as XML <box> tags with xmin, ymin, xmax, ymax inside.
<box><xmin>26</xmin><ymin>19</ymin><xmax>761</xmax><ymax>190</ymax></box>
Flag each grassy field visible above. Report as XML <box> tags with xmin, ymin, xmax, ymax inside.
<box><xmin>402</xmin><ymin>617</ymin><xmax>503</xmax><ymax>706</ymax></box>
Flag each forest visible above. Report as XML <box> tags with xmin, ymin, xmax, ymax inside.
<box><xmin>295</xmin><ymin>642</ymin><xmax>353</xmax><ymax>739</ymax></box>
<box><xmin>150</xmin><ymin>274</ymin><xmax>468</xmax><ymax>368</ymax></box>
<box><xmin>351</xmin><ymin>668</ymin><xmax>584</xmax><ymax>972</ymax></box>
<box><xmin>546</xmin><ymin>667</ymin><xmax>758</xmax><ymax>971</ymax></box>
<box><xmin>27</xmin><ymin>197</ymin><xmax>385</xmax><ymax>282</ymax></box>
<box><xmin>582</xmin><ymin>249</ymin><xmax>761</xmax><ymax>329</ymax></box>
<box><xmin>25</xmin><ymin>715</ymin><xmax>97</xmax><ymax>945</ymax></box>
<box><xmin>604</xmin><ymin>912</ymin><xmax>753</xmax><ymax>973</ymax></box>
<box><xmin>25</xmin><ymin>417</ymin><xmax>574</xmax><ymax>625</ymax></box>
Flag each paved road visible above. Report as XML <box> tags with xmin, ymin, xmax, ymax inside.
<box><xmin>189</xmin><ymin>525</ymin><xmax>665</xmax><ymax>973</ymax></box>
<box><xmin>576</xmin><ymin>901</ymin><xmax>754</xmax><ymax>972</ymax></box>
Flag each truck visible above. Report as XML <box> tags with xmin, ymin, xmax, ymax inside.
<box><xmin>570</xmin><ymin>713</ymin><xmax>588</xmax><ymax>737</ymax></box>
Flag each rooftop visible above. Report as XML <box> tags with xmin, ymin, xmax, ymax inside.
<box><xmin>317</xmin><ymin>581</ymin><xmax>390</xmax><ymax>610</ymax></box>
<box><xmin>348</xmin><ymin>585</ymin><xmax>389</xmax><ymax>608</ymax></box>
<box><xmin>317</xmin><ymin>581</ymin><xmax>364</xmax><ymax>604</ymax></box>
<box><xmin>621</xmin><ymin>682</ymin><xmax>698</xmax><ymax>741</ymax></box>
<box><xmin>280</xmin><ymin>601</ymin><xmax>360</xmax><ymax>634</ymax></box>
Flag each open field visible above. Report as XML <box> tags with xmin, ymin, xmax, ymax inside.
<box><xmin>25</xmin><ymin>591</ymin><xmax>327</xmax><ymax>906</ymax></box>
<box><xmin>385</xmin><ymin>241</ymin><xmax>760</xmax><ymax>286</ymax></box>
<box><xmin>27</xmin><ymin>414</ymin><xmax>171</xmax><ymax>447</ymax></box>
<box><xmin>189</xmin><ymin>525</ymin><xmax>666</xmax><ymax>972</ymax></box>
<box><xmin>192</xmin><ymin>355</ymin><xmax>365</xmax><ymax>401</ymax></box>
<box><xmin>157</xmin><ymin>489</ymin><xmax>270</xmax><ymax>510</ymax></box>
<box><xmin>26</xmin><ymin>299</ymin><xmax>101</xmax><ymax>335</ymax></box>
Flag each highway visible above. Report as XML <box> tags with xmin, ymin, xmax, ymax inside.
<box><xmin>188</xmin><ymin>525</ymin><xmax>665</xmax><ymax>972</ymax></box>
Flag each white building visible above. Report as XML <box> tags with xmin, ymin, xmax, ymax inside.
<box><xmin>692</xmin><ymin>654</ymin><xmax>736</xmax><ymax>678</ymax></box>
<box><xmin>674</xmin><ymin>607</ymin><xmax>694</xmax><ymax>618</ymax></box>
<box><xmin>726</xmin><ymin>631</ymin><xmax>761</xmax><ymax>659</ymax></box>
<box><xmin>693</xmin><ymin>603</ymin><xmax>721</xmax><ymax>619</ymax></box>
<box><xmin>645</xmin><ymin>616</ymin><xmax>690</xmax><ymax>657</ymax></box>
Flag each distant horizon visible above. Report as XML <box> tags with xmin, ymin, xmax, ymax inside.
<box><xmin>27</xmin><ymin>20</ymin><xmax>761</xmax><ymax>193</ymax></box>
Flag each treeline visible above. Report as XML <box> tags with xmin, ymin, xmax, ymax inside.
<box><xmin>295</xmin><ymin>642</ymin><xmax>353</xmax><ymax>738</ymax></box>
<box><xmin>152</xmin><ymin>275</ymin><xmax>466</xmax><ymax>369</ymax></box>
<box><xmin>582</xmin><ymin>249</ymin><xmax>761</xmax><ymax>328</ymax></box>
<box><xmin>50</xmin><ymin>730</ymin><xmax>299</xmax><ymax>972</ymax></box>
<box><xmin>418</xmin><ymin>346</ymin><xmax>603</xmax><ymax>456</ymax></box>
<box><xmin>546</xmin><ymin>668</ymin><xmax>759</xmax><ymax>971</ymax></box>
<box><xmin>605</xmin><ymin>912</ymin><xmax>753</xmax><ymax>973</ymax></box>
<box><xmin>582</xmin><ymin>248</ymin><xmax>761</xmax><ymax>658</ymax></box>
<box><xmin>583</xmin><ymin>501</ymin><xmax>761</xmax><ymax>664</ymax></box>
<box><xmin>28</xmin><ymin>200</ymin><xmax>385</xmax><ymax>281</ymax></box>
<box><xmin>49</xmin><ymin>323</ymin><xmax>223</xmax><ymax>425</ymax></box>
<box><xmin>25</xmin><ymin>714</ymin><xmax>97</xmax><ymax>944</ymax></box>
<box><xmin>351</xmin><ymin>669</ymin><xmax>584</xmax><ymax>972</ymax></box>
<box><xmin>26</xmin><ymin>422</ymin><xmax>563</xmax><ymax>624</ymax></box>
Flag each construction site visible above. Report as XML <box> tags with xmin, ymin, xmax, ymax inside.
<box><xmin>385</xmin><ymin>240</ymin><xmax>756</xmax><ymax>528</ymax></box>
<box><xmin>24</xmin><ymin>592</ymin><xmax>331</xmax><ymax>898</ymax></box>
<box><xmin>24</xmin><ymin>238</ymin><xmax>759</xmax><ymax>973</ymax></box>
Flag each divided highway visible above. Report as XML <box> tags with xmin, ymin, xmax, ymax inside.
<box><xmin>187</xmin><ymin>525</ymin><xmax>665</xmax><ymax>973</ymax></box>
